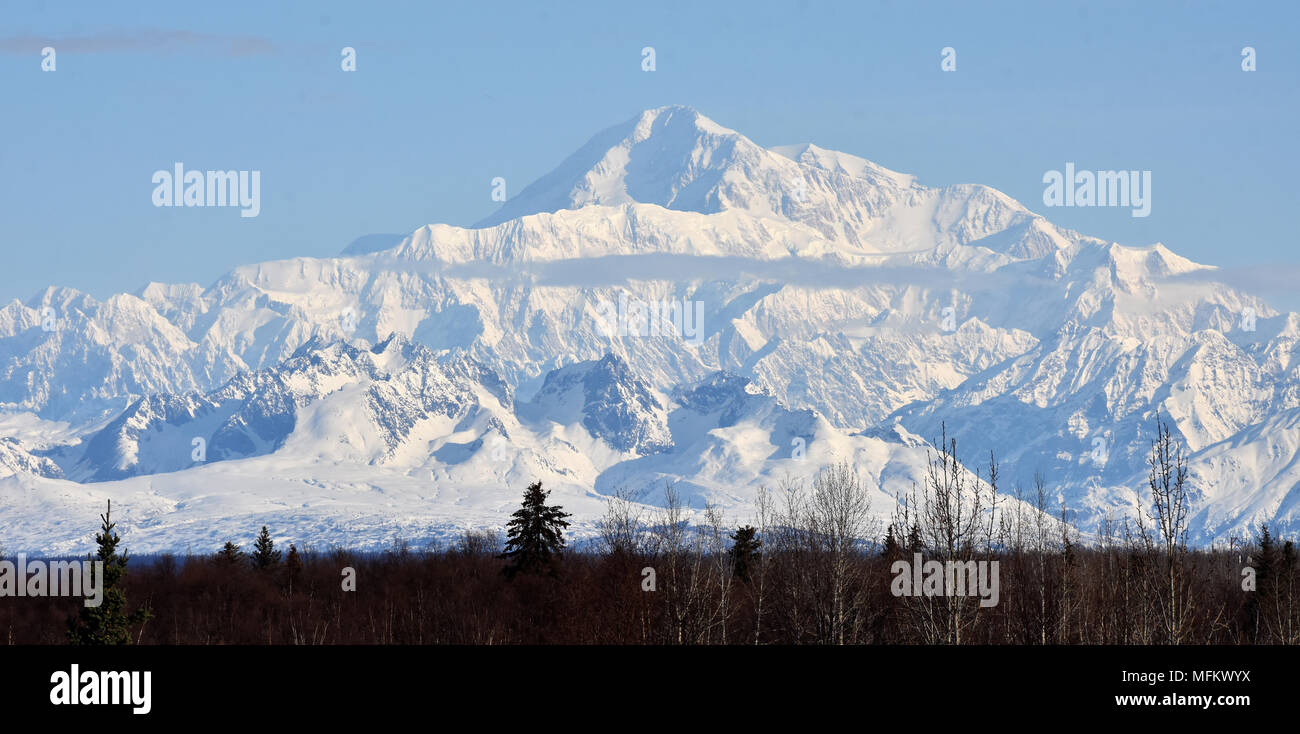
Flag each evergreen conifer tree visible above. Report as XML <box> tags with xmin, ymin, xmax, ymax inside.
<box><xmin>906</xmin><ymin>522</ymin><xmax>923</xmax><ymax>554</ymax></box>
<box><xmin>498</xmin><ymin>481</ymin><xmax>571</xmax><ymax>579</ymax></box>
<box><xmin>728</xmin><ymin>525</ymin><xmax>762</xmax><ymax>582</ymax></box>
<box><xmin>283</xmin><ymin>543</ymin><xmax>303</xmax><ymax>593</ymax></box>
<box><xmin>68</xmin><ymin>501</ymin><xmax>151</xmax><ymax>645</ymax></box>
<box><xmin>252</xmin><ymin>526</ymin><xmax>281</xmax><ymax>569</ymax></box>
<box><xmin>285</xmin><ymin>543</ymin><xmax>302</xmax><ymax>574</ymax></box>
<box><xmin>882</xmin><ymin>523</ymin><xmax>903</xmax><ymax>560</ymax></box>
<box><xmin>216</xmin><ymin>541</ymin><xmax>245</xmax><ymax>565</ymax></box>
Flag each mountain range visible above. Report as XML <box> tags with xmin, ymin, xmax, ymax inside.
<box><xmin>1</xmin><ymin>105</ymin><xmax>1294</xmax><ymax>553</ymax></box>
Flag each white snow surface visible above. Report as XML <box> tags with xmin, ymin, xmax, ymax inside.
<box><xmin>0</xmin><ymin>106</ymin><xmax>1294</xmax><ymax>553</ymax></box>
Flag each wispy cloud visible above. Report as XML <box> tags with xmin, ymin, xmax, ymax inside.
<box><xmin>1164</xmin><ymin>263</ymin><xmax>1300</xmax><ymax>312</ymax></box>
<box><xmin>371</xmin><ymin>252</ymin><xmax>1039</xmax><ymax>294</ymax></box>
<box><xmin>0</xmin><ymin>29</ymin><xmax>275</xmax><ymax>56</ymax></box>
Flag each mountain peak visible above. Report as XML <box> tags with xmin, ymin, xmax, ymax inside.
<box><xmin>522</xmin><ymin>352</ymin><xmax>672</xmax><ymax>455</ymax></box>
<box><xmin>631</xmin><ymin>105</ymin><xmax>736</xmax><ymax>136</ymax></box>
<box><xmin>769</xmin><ymin>142</ymin><xmax>915</xmax><ymax>188</ymax></box>
<box><xmin>467</xmin><ymin>106</ymin><xmax>1048</xmax><ymax>256</ymax></box>
<box><xmin>472</xmin><ymin>106</ymin><xmax>761</xmax><ymax>228</ymax></box>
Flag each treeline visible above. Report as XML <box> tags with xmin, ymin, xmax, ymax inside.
<box><xmin>2</xmin><ymin>420</ymin><xmax>1297</xmax><ymax>645</ymax></box>
<box><xmin>1</xmin><ymin>526</ymin><xmax>1294</xmax><ymax>645</ymax></box>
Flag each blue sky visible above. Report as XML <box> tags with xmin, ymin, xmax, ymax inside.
<box><xmin>2</xmin><ymin>0</ymin><xmax>1296</xmax><ymax>301</ymax></box>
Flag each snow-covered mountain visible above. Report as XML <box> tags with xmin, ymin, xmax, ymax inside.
<box><xmin>1</xmin><ymin>105</ymin><xmax>1295</xmax><ymax>553</ymax></box>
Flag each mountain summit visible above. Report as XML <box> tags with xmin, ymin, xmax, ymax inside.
<box><xmin>475</xmin><ymin>105</ymin><xmax>766</xmax><ymax>226</ymax></box>
<box><xmin>474</xmin><ymin>105</ymin><xmax>1079</xmax><ymax>259</ymax></box>
<box><xmin>0</xmin><ymin>107</ymin><xmax>1294</xmax><ymax>553</ymax></box>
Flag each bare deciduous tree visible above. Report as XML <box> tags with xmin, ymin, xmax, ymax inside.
<box><xmin>1135</xmin><ymin>414</ymin><xmax>1194</xmax><ymax>644</ymax></box>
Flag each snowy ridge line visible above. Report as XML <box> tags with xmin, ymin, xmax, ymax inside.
<box><xmin>1</xmin><ymin>106</ymin><xmax>1296</xmax><ymax>551</ymax></box>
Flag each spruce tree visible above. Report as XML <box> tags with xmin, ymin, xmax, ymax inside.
<box><xmin>285</xmin><ymin>543</ymin><xmax>302</xmax><ymax>574</ymax></box>
<box><xmin>728</xmin><ymin>525</ymin><xmax>762</xmax><ymax>582</ymax></box>
<box><xmin>68</xmin><ymin>500</ymin><xmax>151</xmax><ymax>645</ymax></box>
<box><xmin>906</xmin><ymin>522</ymin><xmax>923</xmax><ymax>554</ymax></box>
<box><xmin>252</xmin><ymin>526</ymin><xmax>281</xmax><ymax>569</ymax></box>
<box><xmin>216</xmin><ymin>541</ymin><xmax>245</xmax><ymax>565</ymax></box>
<box><xmin>1250</xmin><ymin>524</ymin><xmax>1280</xmax><ymax>640</ymax></box>
<box><xmin>498</xmin><ymin>481</ymin><xmax>572</xmax><ymax>579</ymax></box>
<box><xmin>882</xmin><ymin>523</ymin><xmax>903</xmax><ymax>560</ymax></box>
<box><xmin>283</xmin><ymin>543</ymin><xmax>303</xmax><ymax>594</ymax></box>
